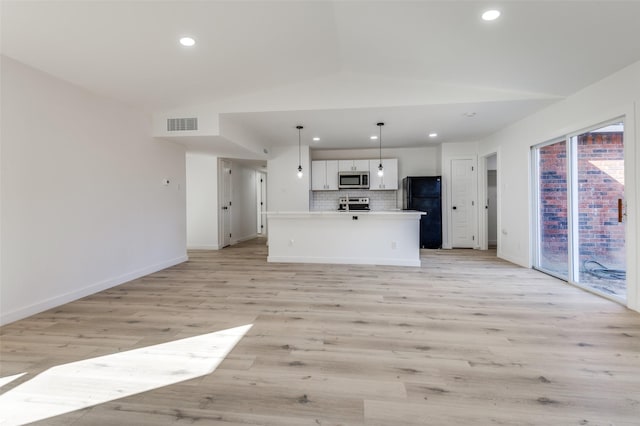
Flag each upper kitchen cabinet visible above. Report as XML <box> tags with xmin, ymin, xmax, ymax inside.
<box><xmin>311</xmin><ymin>160</ymin><xmax>339</xmax><ymax>191</ymax></box>
<box><xmin>338</xmin><ymin>159</ymin><xmax>369</xmax><ymax>172</ymax></box>
<box><xmin>369</xmin><ymin>158</ymin><xmax>398</xmax><ymax>190</ymax></box>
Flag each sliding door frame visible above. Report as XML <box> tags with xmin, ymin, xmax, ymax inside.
<box><xmin>568</xmin><ymin>117</ymin><xmax>627</xmax><ymax>303</ymax></box>
<box><xmin>531</xmin><ymin>137</ymin><xmax>570</xmax><ymax>282</ymax></box>
<box><xmin>532</xmin><ymin>116</ymin><xmax>629</xmax><ymax>304</ymax></box>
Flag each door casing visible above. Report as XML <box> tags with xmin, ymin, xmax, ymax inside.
<box><xmin>450</xmin><ymin>158</ymin><xmax>477</xmax><ymax>248</ymax></box>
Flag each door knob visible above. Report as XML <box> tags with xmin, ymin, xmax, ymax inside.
<box><xmin>452</xmin><ymin>206</ymin><xmax>457</xmax><ymax>210</ymax></box>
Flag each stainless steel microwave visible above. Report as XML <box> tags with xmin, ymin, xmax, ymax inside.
<box><xmin>338</xmin><ymin>171</ymin><xmax>369</xmax><ymax>189</ymax></box>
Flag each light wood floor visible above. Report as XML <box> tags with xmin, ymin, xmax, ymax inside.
<box><xmin>1</xmin><ymin>239</ymin><xmax>639</xmax><ymax>425</ymax></box>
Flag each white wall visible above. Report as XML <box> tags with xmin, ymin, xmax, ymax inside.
<box><xmin>267</xmin><ymin>145</ymin><xmax>310</xmax><ymax>211</ymax></box>
<box><xmin>186</xmin><ymin>153</ymin><xmax>219</xmax><ymax>249</ymax></box>
<box><xmin>487</xmin><ymin>155</ymin><xmax>497</xmax><ymax>171</ymax></box>
<box><xmin>478</xmin><ymin>59</ymin><xmax>640</xmax><ymax>312</ymax></box>
<box><xmin>0</xmin><ymin>56</ymin><xmax>187</xmax><ymax>324</ymax></box>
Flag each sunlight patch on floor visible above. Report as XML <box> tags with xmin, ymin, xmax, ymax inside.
<box><xmin>0</xmin><ymin>324</ymin><xmax>252</xmax><ymax>426</ymax></box>
<box><xmin>0</xmin><ymin>374</ymin><xmax>26</xmax><ymax>390</ymax></box>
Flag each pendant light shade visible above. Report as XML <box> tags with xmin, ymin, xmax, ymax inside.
<box><xmin>377</xmin><ymin>122</ymin><xmax>384</xmax><ymax>177</ymax></box>
<box><xmin>296</xmin><ymin>125</ymin><xmax>304</xmax><ymax>179</ymax></box>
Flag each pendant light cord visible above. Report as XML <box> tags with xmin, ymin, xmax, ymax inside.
<box><xmin>296</xmin><ymin>125</ymin><xmax>303</xmax><ymax>176</ymax></box>
<box><xmin>377</xmin><ymin>122</ymin><xmax>384</xmax><ymax>169</ymax></box>
<box><xmin>379</xmin><ymin>125</ymin><xmax>382</xmax><ymax>165</ymax></box>
<box><xmin>298</xmin><ymin>126</ymin><xmax>301</xmax><ymax>167</ymax></box>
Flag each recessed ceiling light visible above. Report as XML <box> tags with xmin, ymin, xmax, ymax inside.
<box><xmin>429</xmin><ymin>133</ymin><xmax>438</xmax><ymax>138</ymax></box>
<box><xmin>179</xmin><ymin>37</ymin><xmax>196</xmax><ymax>47</ymax></box>
<box><xmin>482</xmin><ymin>10</ymin><xmax>501</xmax><ymax>21</ymax></box>
<box><xmin>370</xmin><ymin>136</ymin><xmax>378</xmax><ymax>140</ymax></box>
<box><xmin>312</xmin><ymin>137</ymin><xmax>320</xmax><ymax>142</ymax></box>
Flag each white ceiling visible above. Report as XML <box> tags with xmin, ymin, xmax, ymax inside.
<box><xmin>220</xmin><ymin>99</ymin><xmax>556</xmax><ymax>149</ymax></box>
<box><xmin>3</xmin><ymin>1</ymin><xmax>640</xmax><ymax>153</ymax></box>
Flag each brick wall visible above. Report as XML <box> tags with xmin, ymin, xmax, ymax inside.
<box><xmin>576</xmin><ymin>132</ymin><xmax>625</xmax><ymax>267</ymax></box>
<box><xmin>539</xmin><ymin>133</ymin><xmax>625</xmax><ymax>271</ymax></box>
<box><xmin>539</xmin><ymin>141</ymin><xmax>568</xmax><ymax>267</ymax></box>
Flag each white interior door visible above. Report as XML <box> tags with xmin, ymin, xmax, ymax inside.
<box><xmin>257</xmin><ymin>172</ymin><xmax>267</xmax><ymax>235</ymax></box>
<box><xmin>451</xmin><ymin>159</ymin><xmax>476</xmax><ymax>248</ymax></box>
<box><xmin>221</xmin><ymin>160</ymin><xmax>232</xmax><ymax>248</ymax></box>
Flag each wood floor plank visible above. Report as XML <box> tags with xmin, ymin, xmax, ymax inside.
<box><xmin>1</xmin><ymin>238</ymin><xmax>638</xmax><ymax>425</ymax></box>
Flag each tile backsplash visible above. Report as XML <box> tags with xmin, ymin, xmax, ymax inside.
<box><xmin>311</xmin><ymin>190</ymin><xmax>399</xmax><ymax>211</ymax></box>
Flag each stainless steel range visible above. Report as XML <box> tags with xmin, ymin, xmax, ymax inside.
<box><xmin>338</xmin><ymin>197</ymin><xmax>370</xmax><ymax>211</ymax></box>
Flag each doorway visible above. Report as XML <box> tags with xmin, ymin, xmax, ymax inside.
<box><xmin>257</xmin><ymin>172</ymin><xmax>267</xmax><ymax>236</ymax></box>
<box><xmin>220</xmin><ymin>159</ymin><xmax>232</xmax><ymax>248</ymax></box>
<box><xmin>486</xmin><ymin>154</ymin><xmax>498</xmax><ymax>249</ymax></box>
<box><xmin>478</xmin><ymin>153</ymin><xmax>498</xmax><ymax>252</ymax></box>
<box><xmin>572</xmin><ymin>122</ymin><xmax>626</xmax><ymax>298</ymax></box>
<box><xmin>450</xmin><ymin>158</ymin><xmax>476</xmax><ymax>248</ymax></box>
<box><xmin>534</xmin><ymin>139</ymin><xmax>569</xmax><ymax>280</ymax></box>
<box><xmin>532</xmin><ymin>120</ymin><xmax>626</xmax><ymax>301</ymax></box>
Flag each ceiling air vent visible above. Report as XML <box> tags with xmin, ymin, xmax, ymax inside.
<box><xmin>167</xmin><ymin>117</ymin><xmax>198</xmax><ymax>132</ymax></box>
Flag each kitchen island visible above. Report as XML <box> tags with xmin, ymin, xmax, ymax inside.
<box><xmin>266</xmin><ymin>211</ymin><xmax>424</xmax><ymax>267</ymax></box>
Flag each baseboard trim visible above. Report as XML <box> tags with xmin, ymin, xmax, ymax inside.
<box><xmin>497</xmin><ymin>251</ymin><xmax>528</xmax><ymax>268</ymax></box>
<box><xmin>267</xmin><ymin>255</ymin><xmax>420</xmax><ymax>267</ymax></box>
<box><xmin>0</xmin><ymin>255</ymin><xmax>189</xmax><ymax>326</ymax></box>
<box><xmin>187</xmin><ymin>244</ymin><xmax>220</xmax><ymax>250</ymax></box>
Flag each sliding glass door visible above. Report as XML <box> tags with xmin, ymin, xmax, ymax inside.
<box><xmin>533</xmin><ymin>120</ymin><xmax>626</xmax><ymax>301</ymax></box>
<box><xmin>573</xmin><ymin>123</ymin><xmax>626</xmax><ymax>298</ymax></box>
<box><xmin>535</xmin><ymin>140</ymin><xmax>569</xmax><ymax>280</ymax></box>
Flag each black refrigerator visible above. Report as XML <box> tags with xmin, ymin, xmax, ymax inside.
<box><xmin>403</xmin><ymin>176</ymin><xmax>442</xmax><ymax>249</ymax></box>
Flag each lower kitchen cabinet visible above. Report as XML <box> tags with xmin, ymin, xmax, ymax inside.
<box><xmin>267</xmin><ymin>210</ymin><xmax>424</xmax><ymax>266</ymax></box>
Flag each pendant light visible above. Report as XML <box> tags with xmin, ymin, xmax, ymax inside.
<box><xmin>296</xmin><ymin>125</ymin><xmax>304</xmax><ymax>179</ymax></box>
<box><xmin>377</xmin><ymin>122</ymin><xmax>384</xmax><ymax>177</ymax></box>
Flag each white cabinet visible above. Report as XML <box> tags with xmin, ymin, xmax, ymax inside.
<box><xmin>369</xmin><ymin>158</ymin><xmax>398</xmax><ymax>190</ymax></box>
<box><xmin>311</xmin><ymin>160</ymin><xmax>338</xmax><ymax>191</ymax></box>
<box><xmin>314</xmin><ymin>158</ymin><xmax>398</xmax><ymax>190</ymax></box>
<box><xmin>338</xmin><ymin>159</ymin><xmax>369</xmax><ymax>172</ymax></box>
<box><xmin>311</xmin><ymin>161</ymin><xmax>324</xmax><ymax>191</ymax></box>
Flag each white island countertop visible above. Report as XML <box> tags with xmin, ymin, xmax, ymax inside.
<box><xmin>267</xmin><ymin>210</ymin><xmax>424</xmax><ymax>217</ymax></box>
<box><xmin>266</xmin><ymin>210</ymin><xmax>424</xmax><ymax>267</ymax></box>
